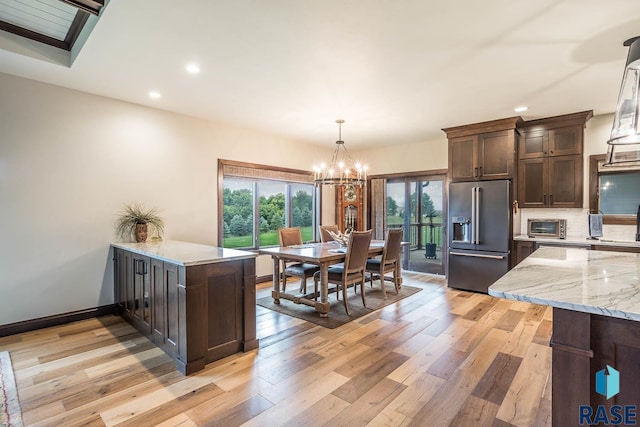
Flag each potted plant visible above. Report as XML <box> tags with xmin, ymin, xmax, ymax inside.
<box><xmin>115</xmin><ymin>203</ymin><xmax>164</xmax><ymax>243</ymax></box>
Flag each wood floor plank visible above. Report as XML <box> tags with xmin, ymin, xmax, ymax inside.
<box><xmin>472</xmin><ymin>352</ymin><xmax>523</xmax><ymax>405</ymax></box>
<box><xmin>7</xmin><ymin>273</ymin><xmax>554</xmax><ymax>427</ymax></box>
<box><xmin>242</xmin><ymin>371</ymin><xmax>349</xmax><ymax>426</ymax></box>
<box><xmin>449</xmin><ymin>394</ymin><xmax>500</xmax><ymax>426</ymax></box>
<box><xmin>199</xmin><ymin>395</ymin><xmax>273</xmax><ymax>427</ymax></box>
<box><xmin>332</xmin><ymin>351</ymin><xmax>409</xmax><ymax>403</ymax></box>
<box><xmin>495</xmin><ymin>343</ymin><xmax>552</xmax><ymax>426</ymax></box>
<box><xmin>495</xmin><ymin>309</ymin><xmax>526</xmax><ymax>332</ymax></box>
<box><xmin>281</xmin><ymin>394</ymin><xmax>350</xmax><ymax>427</ymax></box>
<box><xmin>329</xmin><ymin>378</ymin><xmax>407</xmax><ymax>426</ymax></box>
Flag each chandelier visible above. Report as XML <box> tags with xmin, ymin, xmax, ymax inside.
<box><xmin>312</xmin><ymin>120</ymin><xmax>368</xmax><ymax>186</ymax></box>
<box><xmin>605</xmin><ymin>36</ymin><xmax>640</xmax><ymax>166</ymax></box>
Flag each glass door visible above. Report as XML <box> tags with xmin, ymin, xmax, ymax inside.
<box><xmin>386</xmin><ymin>176</ymin><xmax>445</xmax><ymax>275</ymax></box>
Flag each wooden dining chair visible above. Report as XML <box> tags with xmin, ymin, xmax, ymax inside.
<box><xmin>313</xmin><ymin>230</ymin><xmax>373</xmax><ymax>315</ymax></box>
<box><xmin>319</xmin><ymin>224</ymin><xmax>340</xmax><ymax>242</ymax></box>
<box><xmin>365</xmin><ymin>228</ymin><xmax>403</xmax><ymax>298</ymax></box>
<box><xmin>278</xmin><ymin>227</ymin><xmax>319</xmax><ymax>293</ymax></box>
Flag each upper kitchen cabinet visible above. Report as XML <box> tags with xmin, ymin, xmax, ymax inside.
<box><xmin>517</xmin><ymin>111</ymin><xmax>593</xmax><ymax>208</ymax></box>
<box><xmin>444</xmin><ymin>116</ymin><xmax>522</xmax><ymax>181</ymax></box>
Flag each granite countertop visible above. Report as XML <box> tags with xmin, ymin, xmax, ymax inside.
<box><xmin>513</xmin><ymin>234</ymin><xmax>640</xmax><ymax>248</ymax></box>
<box><xmin>111</xmin><ymin>240</ymin><xmax>257</xmax><ymax>266</ymax></box>
<box><xmin>489</xmin><ymin>246</ymin><xmax>640</xmax><ymax>321</ymax></box>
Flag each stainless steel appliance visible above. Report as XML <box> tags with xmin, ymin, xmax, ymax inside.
<box><xmin>527</xmin><ymin>218</ymin><xmax>567</xmax><ymax>239</ymax></box>
<box><xmin>448</xmin><ymin>180</ymin><xmax>510</xmax><ymax>293</ymax></box>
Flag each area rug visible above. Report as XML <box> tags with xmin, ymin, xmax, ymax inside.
<box><xmin>0</xmin><ymin>351</ymin><xmax>22</xmax><ymax>427</ymax></box>
<box><xmin>257</xmin><ymin>285</ymin><xmax>422</xmax><ymax>329</ymax></box>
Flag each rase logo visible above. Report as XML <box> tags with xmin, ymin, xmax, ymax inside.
<box><xmin>579</xmin><ymin>365</ymin><xmax>637</xmax><ymax>425</ymax></box>
<box><xmin>596</xmin><ymin>365</ymin><xmax>620</xmax><ymax>400</ymax></box>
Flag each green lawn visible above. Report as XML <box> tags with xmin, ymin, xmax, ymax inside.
<box><xmin>224</xmin><ymin>226</ymin><xmax>313</xmax><ymax>249</ymax></box>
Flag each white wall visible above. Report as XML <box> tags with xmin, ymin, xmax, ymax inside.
<box><xmin>0</xmin><ymin>72</ymin><xmax>332</xmax><ymax>325</ymax></box>
<box><xmin>353</xmin><ymin>138</ymin><xmax>449</xmax><ymax>175</ymax></box>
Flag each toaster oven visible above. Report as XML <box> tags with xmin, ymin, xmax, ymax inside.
<box><xmin>527</xmin><ymin>219</ymin><xmax>567</xmax><ymax>239</ymax></box>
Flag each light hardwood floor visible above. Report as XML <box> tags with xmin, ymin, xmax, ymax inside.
<box><xmin>0</xmin><ymin>273</ymin><xmax>552</xmax><ymax>426</ymax></box>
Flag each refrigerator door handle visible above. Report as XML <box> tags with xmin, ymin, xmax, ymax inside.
<box><xmin>470</xmin><ymin>187</ymin><xmax>476</xmax><ymax>245</ymax></box>
<box><xmin>450</xmin><ymin>251</ymin><xmax>505</xmax><ymax>260</ymax></box>
<box><xmin>474</xmin><ymin>186</ymin><xmax>481</xmax><ymax>244</ymax></box>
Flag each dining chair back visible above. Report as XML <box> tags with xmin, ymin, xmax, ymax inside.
<box><xmin>319</xmin><ymin>225</ymin><xmax>340</xmax><ymax>242</ymax></box>
<box><xmin>314</xmin><ymin>229</ymin><xmax>373</xmax><ymax>315</ymax></box>
<box><xmin>277</xmin><ymin>227</ymin><xmax>319</xmax><ymax>294</ymax></box>
<box><xmin>366</xmin><ymin>228</ymin><xmax>403</xmax><ymax>298</ymax></box>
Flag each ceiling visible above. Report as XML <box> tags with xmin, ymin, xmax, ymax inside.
<box><xmin>0</xmin><ymin>0</ymin><xmax>639</xmax><ymax>149</ymax></box>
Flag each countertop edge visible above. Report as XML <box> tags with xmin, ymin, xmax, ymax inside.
<box><xmin>489</xmin><ymin>287</ymin><xmax>640</xmax><ymax>322</ymax></box>
<box><xmin>111</xmin><ymin>241</ymin><xmax>257</xmax><ymax>266</ymax></box>
<box><xmin>513</xmin><ymin>234</ymin><xmax>640</xmax><ymax>248</ymax></box>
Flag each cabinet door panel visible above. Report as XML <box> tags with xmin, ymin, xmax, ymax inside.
<box><xmin>515</xmin><ymin>241</ymin><xmax>536</xmax><ymax>264</ymax></box>
<box><xmin>519</xmin><ymin>130</ymin><xmax>548</xmax><ymax>159</ymax></box>
<box><xmin>124</xmin><ymin>251</ymin><xmax>134</xmax><ymax>316</ymax></box>
<box><xmin>132</xmin><ymin>255</ymin><xmax>151</xmax><ymax>333</ymax></box>
<box><xmin>151</xmin><ymin>258</ymin><xmax>165</xmax><ymax>344</ymax></box>
<box><xmin>449</xmin><ymin>136</ymin><xmax>477</xmax><ymax>181</ymax></box>
<box><xmin>479</xmin><ymin>131</ymin><xmax>513</xmax><ymax>178</ymax></box>
<box><xmin>548</xmin><ymin>155</ymin><xmax>582</xmax><ymax>208</ymax></box>
<box><xmin>113</xmin><ymin>248</ymin><xmax>125</xmax><ymax>312</ymax></box>
<box><xmin>165</xmin><ymin>262</ymin><xmax>179</xmax><ymax>355</ymax></box>
<box><xmin>549</xmin><ymin>126</ymin><xmax>582</xmax><ymax>156</ymax></box>
<box><xmin>518</xmin><ymin>158</ymin><xmax>547</xmax><ymax>208</ymax></box>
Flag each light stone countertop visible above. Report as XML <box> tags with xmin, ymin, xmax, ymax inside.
<box><xmin>489</xmin><ymin>246</ymin><xmax>640</xmax><ymax>321</ymax></box>
<box><xmin>513</xmin><ymin>234</ymin><xmax>640</xmax><ymax>248</ymax></box>
<box><xmin>111</xmin><ymin>240</ymin><xmax>257</xmax><ymax>266</ymax></box>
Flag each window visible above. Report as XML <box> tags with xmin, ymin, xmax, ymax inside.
<box><xmin>219</xmin><ymin>160</ymin><xmax>317</xmax><ymax>249</ymax></box>
<box><xmin>589</xmin><ymin>154</ymin><xmax>640</xmax><ymax>224</ymax></box>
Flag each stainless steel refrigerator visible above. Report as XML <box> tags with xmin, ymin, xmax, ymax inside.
<box><xmin>448</xmin><ymin>180</ymin><xmax>510</xmax><ymax>293</ymax></box>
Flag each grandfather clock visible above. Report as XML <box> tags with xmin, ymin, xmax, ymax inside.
<box><xmin>336</xmin><ymin>184</ymin><xmax>364</xmax><ymax>232</ymax></box>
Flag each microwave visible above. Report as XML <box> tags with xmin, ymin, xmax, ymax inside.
<box><xmin>527</xmin><ymin>219</ymin><xmax>567</xmax><ymax>239</ymax></box>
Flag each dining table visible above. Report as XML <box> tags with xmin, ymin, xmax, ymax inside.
<box><xmin>258</xmin><ymin>240</ymin><xmax>404</xmax><ymax>317</ymax></box>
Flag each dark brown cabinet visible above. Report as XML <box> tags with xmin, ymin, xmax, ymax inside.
<box><xmin>444</xmin><ymin>117</ymin><xmax>521</xmax><ymax>181</ymax></box>
<box><xmin>113</xmin><ymin>245</ymin><xmax>258</xmax><ymax>374</ymax></box>
<box><xmin>515</xmin><ymin>240</ymin><xmax>536</xmax><ymax>265</ymax></box>
<box><xmin>517</xmin><ymin>111</ymin><xmax>592</xmax><ymax>208</ymax></box>
<box><xmin>519</xmin><ymin>154</ymin><xmax>583</xmax><ymax>208</ymax></box>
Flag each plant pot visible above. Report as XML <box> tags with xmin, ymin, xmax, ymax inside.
<box><xmin>135</xmin><ymin>223</ymin><xmax>148</xmax><ymax>243</ymax></box>
<box><xmin>425</xmin><ymin>243</ymin><xmax>437</xmax><ymax>259</ymax></box>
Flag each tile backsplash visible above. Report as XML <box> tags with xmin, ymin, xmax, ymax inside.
<box><xmin>515</xmin><ymin>208</ymin><xmax>637</xmax><ymax>241</ymax></box>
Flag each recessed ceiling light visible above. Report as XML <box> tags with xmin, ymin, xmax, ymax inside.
<box><xmin>185</xmin><ymin>63</ymin><xmax>200</xmax><ymax>74</ymax></box>
<box><xmin>149</xmin><ymin>91</ymin><xmax>161</xmax><ymax>99</ymax></box>
<box><xmin>514</xmin><ymin>106</ymin><xmax>528</xmax><ymax>112</ymax></box>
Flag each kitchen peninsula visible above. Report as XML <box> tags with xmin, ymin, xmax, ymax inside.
<box><xmin>489</xmin><ymin>247</ymin><xmax>640</xmax><ymax>426</ymax></box>
<box><xmin>111</xmin><ymin>240</ymin><xmax>258</xmax><ymax>374</ymax></box>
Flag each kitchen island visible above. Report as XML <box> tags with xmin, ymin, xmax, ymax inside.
<box><xmin>489</xmin><ymin>247</ymin><xmax>640</xmax><ymax>426</ymax></box>
<box><xmin>112</xmin><ymin>240</ymin><xmax>258</xmax><ymax>374</ymax></box>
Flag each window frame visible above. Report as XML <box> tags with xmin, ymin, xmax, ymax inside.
<box><xmin>589</xmin><ymin>153</ymin><xmax>638</xmax><ymax>225</ymax></box>
<box><xmin>218</xmin><ymin>159</ymin><xmax>319</xmax><ymax>249</ymax></box>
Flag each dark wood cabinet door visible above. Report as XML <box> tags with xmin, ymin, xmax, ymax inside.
<box><xmin>164</xmin><ymin>262</ymin><xmax>180</xmax><ymax>358</ymax></box>
<box><xmin>515</xmin><ymin>241</ymin><xmax>536</xmax><ymax>264</ymax></box>
<box><xmin>518</xmin><ymin>158</ymin><xmax>547</xmax><ymax>208</ymax></box>
<box><xmin>548</xmin><ymin>155</ymin><xmax>583</xmax><ymax>208</ymax></box>
<box><xmin>478</xmin><ymin>130</ymin><xmax>513</xmax><ymax>179</ymax></box>
<box><xmin>519</xmin><ymin>130</ymin><xmax>548</xmax><ymax>159</ymax></box>
<box><xmin>548</xmin><ymin>126</ymin><xmax>582</xmax><ymax>156</ymax></box>
<box><xmin>132</xmin><ymin>255</ymin><xmax>152</xmax><ymax>334</ymax></box>
<box><xmin>449</xmin><ymin>135</ymin><xmax>477</xmax><ymax>181</ymax></box>
<box><xmin>203</xmin><ymin>261</ymin><xmax>244</xmax><ymax>361</ymax></box>
<box><xmin>123</xmin><ymin>250</ymin><xmax>135</xmax><ymax>317</ymax></box>
<box><xmin>150</xmin><ymin>258</ymin><xmax>165</xmax><ymax>346</ymax></box>
<box><xmin>113</xmin><ymin>248</ymin><xmax>125</xmax><ymax>313</ymax></box>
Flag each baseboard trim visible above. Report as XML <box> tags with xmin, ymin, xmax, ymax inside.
<box><xmin>256</xmin><ymin>274</ymin><xmax>272</xmax><ymax>284</ymax></box>
<box><xmin>0</xmin><ymin>304</ymin><xmax>116</xmax><ymax>337</ymax></box>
